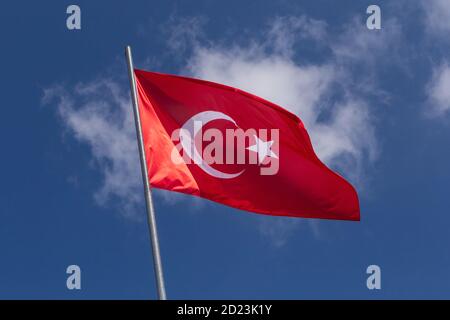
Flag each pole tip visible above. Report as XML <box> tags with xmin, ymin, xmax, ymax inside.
<box><xmin>125</xmin><ymin>45</ymin><xmax>132</xmax><ymax>58</ymax></box>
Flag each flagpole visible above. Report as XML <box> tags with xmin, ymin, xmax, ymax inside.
<box><xmin>125</xmin><ymin>45</ymin><xmax>167</xmax><ymax>300</ymax></box>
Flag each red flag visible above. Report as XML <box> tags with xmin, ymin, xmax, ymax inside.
<box><xmin>135</xmin><ymin>69</ymin><xmax>360</xmax><ymax>221</ymax></box>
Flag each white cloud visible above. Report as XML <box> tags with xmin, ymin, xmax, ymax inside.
<box><xmin>43</xmin><ymin>80</ymin><xmax>144</xmax><ymax>218</ymax></box>
<box><xmin>164</xmin><ymin>16</ymin><xmax>206</xmax><ymax>55</ymax></box>
<box><xmin>172</xmin><ymin>15</ymin><xmax>391</xmax><ymax>245</ymax></box>
<box><xmin>267</xmin><ymin>16</ymin><xmax>327</xmax><ymax>56</ymax></box>
<box><xmin>43</xmin><ymin>79</ymin><xmax>200</xmax><ymax>218</ymax></box>
<box><xmin>310</xmin><ymin>100</ymin><xmax>377</xmax><ymax>182</ymax></box>
<box><xmin>45</xmin><ymin>15</ymin><xmax>392</xmax><ymax>244</ymax></box>
<box><xmin>183</xmin><ymin>16</ymin><xmax>382</xmax><ymax>186</ymax></box>
<box><xmin>420</xmin><ymin>1</ymin><xmax>450</xmax><ymax>117</ymax></box>
<box><xmin>187</xmin><ymin>48</ymin><xmax>334</xmax><ymax>127</ymax></box>
<box><xmin>426</xmin><ymin>62</ymin><xmax>450</xmax><ymax>116</ymax></box>
<box><xmin>258</xmin><ymin>217</ymin><xmax>301</xmax><ymax>247</ymax></box>
<box><xmin>331</xmin><ymin>17</ymin><xmax>402</xmax><ymax>64</ymax></box>
<box><xmin>423</xmin><ymin>0</ymin><xmax>450</xmax><ymax>35</ymax></box>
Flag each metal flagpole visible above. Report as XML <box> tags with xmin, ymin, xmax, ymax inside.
<box><xmin>125</xmin><ymin>45</ymin><xmax>167</xmax><ymax>300</ymax></box>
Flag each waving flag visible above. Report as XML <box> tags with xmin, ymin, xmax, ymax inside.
<box><xmin>134</xmin><ymin>69</ymin><xmax>360</xmax><ymax>221</ymax></box>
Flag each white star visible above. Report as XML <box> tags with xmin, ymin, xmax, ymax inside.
<box><xmin>246</xmin><ymin>135</ymin><xmax>278</xmax><ymax>164</ymax></box>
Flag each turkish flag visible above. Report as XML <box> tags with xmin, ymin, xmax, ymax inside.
<box><xmin>135</xmin><ymin>69</ymin><xmax>360</xmax><ymax>221</ymax></box>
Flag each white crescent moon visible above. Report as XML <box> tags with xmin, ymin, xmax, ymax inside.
<box><xmin>179</xmin><ymin>111</ymin><xmax>244</xmax><ymax>179</ymax></box>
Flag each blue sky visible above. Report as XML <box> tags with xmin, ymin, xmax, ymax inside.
<box><xmin>1</xmin><ymin>0</ymin><xmax>450</xmax><ymax>299</ymax></box>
